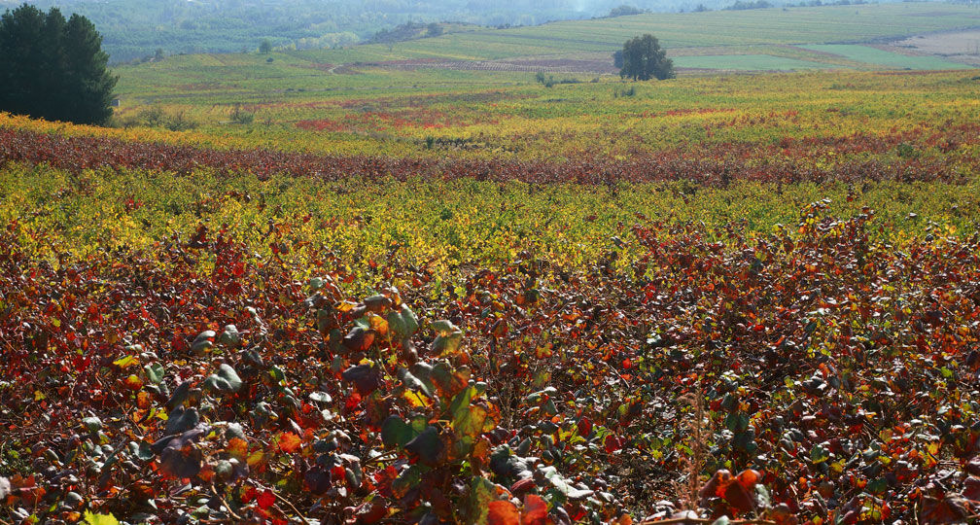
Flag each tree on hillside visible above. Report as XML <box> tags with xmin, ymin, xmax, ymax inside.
<box><xmin>619</xmin><ymin>34</ymin><xmax>675</xmax><ymax>81</ymax></box>
<box><xmin>258</xmin><ymin>38</ymin><xmax>273</xmax><ymax>53</ymax></box>
<box><xmin>0</xmin><ymin>4</ymin><xmax>117</xmax><ymax>125</ymax></box>
<box><xmin>426</xmin><ymin>22</ymin><xmax>444</xmax><ymax>37</ymax></box>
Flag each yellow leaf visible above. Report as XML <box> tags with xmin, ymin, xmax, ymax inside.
<box><xmin>112</xmin><ymin>355</ymin><xmax>139</xmax><ymax>369</ymax></box>
<box><xmin>84</xmin><ymin>511</ymin><xmax>120</xmax><ymax>525</ymax></box>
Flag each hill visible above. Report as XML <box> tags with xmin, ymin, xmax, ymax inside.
<box><xmin>117</xmin><ymin>3</ymin><xmax>980</xmax><ymax>84</ymax></box>
<box><xmin>113</xmin><ymin>3</ymin><xmax>980</xmax><ymax>112</ymax></box>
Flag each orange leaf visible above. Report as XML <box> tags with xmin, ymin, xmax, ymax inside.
<box><xmin>737</xmin><ymin>468</ymin><xmax>762</xmax><ymax>489</ymax></box>
<box><xmin>276</xmin><ymin>432</ymin><xmax>302</xmax><ymax>453</ymax></box>
<box><xmin>488</xmin><ymin>500</ymin><xmax>521</xmax><ymax>525</ymax></box>
<box><xmin>227</xmin><ymin>437</ymin><xmax>248</xmax><ymax>459</ymax></box>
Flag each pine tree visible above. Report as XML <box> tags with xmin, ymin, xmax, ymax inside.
<box><xmin>0</xmin><ymin>4</ymin><xmax>117</xmax><ymax>125</ymax></box>
<box><xmin>61</xmin><ymin>14</ymin><xmax>117</xmax><ymax>125</ymax></box>
<box><xmin>0</xmin><ymin>4</ymin><xmax>46</xmax><ymax>118</ymax></box>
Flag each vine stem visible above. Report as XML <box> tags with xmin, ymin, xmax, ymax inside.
<box><xmin>210</xmin><ymin>484</ymin><xmax>243</xmax><ymax>522</ymax></box>
<box><xmin>274</xmin><ymin>490</ymin><xmax>312</xmax><ymax>525</ymax></box>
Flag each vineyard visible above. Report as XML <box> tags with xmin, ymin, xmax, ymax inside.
<box><xmin>3</xmin><ymin>29</ymin><xmax>980</xmax><ymax>525</ymax></box>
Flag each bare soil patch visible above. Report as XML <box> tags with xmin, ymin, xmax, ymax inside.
<box><xmin>886</xmin><ymin>30</ymin><xmax>980</xmax><ymax>67</ymax></box>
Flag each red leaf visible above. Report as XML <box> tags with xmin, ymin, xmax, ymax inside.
<box><xmin>510</xmin><ymin>477</ymin><xmax>536</xmax><ymax>494</ymax></box>
<box><xmin>256</xmin><ymin>489</ymin><xmax>275</xmax><ymax>510</ymax></box>
<box><xmin>354</xmin><ymin>497</ymin><xmax>388</xmax><ymax>524</ymax></box>
<box><xmin>723</xmin><ymin>480</ymin><xmax>755</xmax><ymax>514</ymax></box>
<box><xmin>964</xmin><ymin>476</ymin><xmax>980</xmax><ymax>501</ymax></box>
<box><xmin>604</xmin><ymin>434</ymin><xmax>623</xmax><ymax>453</ymax></box>
<box><xmin>522</xmin><ymin>494</ymin><xmax>548</xmax><ymax>525</ymax></box>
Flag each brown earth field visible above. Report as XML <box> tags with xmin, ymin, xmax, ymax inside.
<box><xmin>886</xmin><ymin>29</ymin><xmax>980</xmax><ymax>67</ymax></box>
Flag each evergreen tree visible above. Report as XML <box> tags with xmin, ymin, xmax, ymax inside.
<box><xmin>61</xmin><ymin>14</ymin><xmax>118</xmax><ymax>125</ymax></box>
<box><xmin>619</xmin><ymin>34</ymin><xmax>675</xmax><ymax>81</ymax></box>
<box><xmin>0</xmin><ymin>4</ymin><xmax>117</xmax><ymax>125</ymax></box>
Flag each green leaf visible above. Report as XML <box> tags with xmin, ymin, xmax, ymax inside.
<box><xmin>269</xmin><ymin>366</ymin><xmax>286</xmax><ymax>383</ymax></box>
<box><xmin>164</xmin><ymin>407</ymin><xmax>199</xmax><ymax>435</ymax></box>
<box><xmin>397</xmin><ymin>367</ymin><xmax>433</xmax><ymax>398</ymax></box>
<box><xmin>191</xmin><ymin>330</ymin><xmax>216</xmax><ymax>353</ymax></box>
<box><xmin>82</xmin><ymin>417</ymin><xmax>103</xmax><ymax>434</ymax></box>
<box><xmin>431</xmin><ymin>320</ymin><xmax>457</xmax><ymax>336</ymax></box>
<box><xmin>404</xmin><ymin>426</ymin><xmax>445</xmax><ymax>467</ymax></box>
<box><xmin>451</xmin><ymin>386</ymin><xmax>489</xmax><ymax>438</ymax></box>
<box><xmin>810</xmin><ymin>443</ymin><xmax>830</xmax><ymax>464</ymax></box>
<box><xmin>431</xmin><ymin>331</ymin><xmax>463</xmax><ymax>355</ymax></box>
<box><xmin>342</xmin><ymin>363</ymin><xmax>383</xmax><ymax>395</ymax></box>
<box><xmin>450</xmin><ymin>385</ymin><xmax>476</xmax><ymax>419</ymax></box>
<box><xmin>381</xmin><ymin>415</ymin><xmax>418</xmax><ymax>449</ymax></box>
<box><xmin>429</xmin><ymin>360</ymin><xmax>468</xmax><ymax>400</ymax></box>
<box><xmin>219</xmin><ymin>325</ymin><xmax>241</xmax><ymax>347</ymax></box>
<box><xmin>868</xmin><ymin>477</ymin><xmax>887</xmax><ymax>494</ymax></box>
<box><xmin>84</xmin><ymin>511</ymin><xmax>120</xmax><ymax>525</ymax></box>
<box><xmin>388</xmin><ymin>305</ymin><xmax>420</xmax><ymax>340</ymax></box>
<box><xmin>539</xmin><ymin>465</ymin><xmax>572</xmax><ymax>495</ymax></box>
<box><xmin>527</xmin><ymin>387</ymin><xmax>557</xmax><ymax>405</ymax></box>
<box><xmin>725</xmin><ymin>412</ymin><xmax>749</xmax><ymax>433</ymax></box>
<box><xmin>203</xmin><ymin>364</ymin><xmax>242</xmax><ymax>393</ymax></box>
<box><xmin>468</xmin><ymin>477</ymin><xmax>497</xmax><ymax>525</ymax></box>
<box><xmin>392</xmin><ymin>464</ymin><xmax>422</xmax><ymax>499</ymax></box>
<box><xmin>145</xmin><ymin>362</ymin><xmax>165</xmax><ymax>384</ymax></box>
<box><xmin>537</xmin><ymin>465</ymin><xmax>595</xmax><ymax>500</ymax></box>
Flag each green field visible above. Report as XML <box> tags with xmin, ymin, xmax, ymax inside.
<box><xmin>674</xmin><ymin>54</ymin><xmax>833</xmax><ymax>70</ymax></box>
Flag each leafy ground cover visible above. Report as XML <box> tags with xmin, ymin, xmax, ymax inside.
<box><xmin>56</xmin><ymin>69</ymin><xmax>980</xmax><ymax>171</ymax></box>
<box><xmin>2</xmin><ymin>159</ymin><xmax>980</xmax><ymax>524</ymax></box>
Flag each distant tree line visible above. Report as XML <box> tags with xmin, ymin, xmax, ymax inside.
<box><xmin>783</xmin><ymin>0</ymin><xmax>869</xmax><ymax>6</ymax></box>
<box><xmin>0</xmin><ymin>4</ymin><xmax>117</xmax><ymax>125</ymax></box>
<box><xmin>607</xmin><ymin>5</ymin><xmax>648</xmax><ymax>17</ymax></box>
<box><xmin>370</xmin><ymin>21</ymin><xmax>449</xmax><ymax>45</ymax></box>
<box><xmin>723</xmin><ymin>0</ymin><xmax>773</xmax><ymax>10</ymax></box>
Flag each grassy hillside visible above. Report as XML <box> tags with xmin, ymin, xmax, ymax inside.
<box><xmin>284</xmin><ymin>3</ymin><xmax>980</xmax><ymax>63</ymax></box>
<box><xmin>113</xmin><ymin>2</ymin><xmax>980</xmax><ymax>111</ymax></box>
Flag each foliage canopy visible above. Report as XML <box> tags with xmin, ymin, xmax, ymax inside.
<box><xmin>0</xmin><ymin>3</ymin><xmax>117</xmax><ymax>125</ymax></box>
<box><xmin>620</xmin><ymin>33</ymin><xmax>675</xmax><ymax>81</ymax></box>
